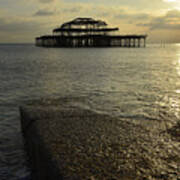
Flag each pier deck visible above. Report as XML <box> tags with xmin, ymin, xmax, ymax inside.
<box><xmin>36</xmin><ymin>35</ymin><xmax>147</xmax><ymax>48</ymax></box>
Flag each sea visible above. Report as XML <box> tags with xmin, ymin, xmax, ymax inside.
<box><xmin>0</xmin><ymin>43</ymin><xmax>180</xmax><ymax>179</ymax></box>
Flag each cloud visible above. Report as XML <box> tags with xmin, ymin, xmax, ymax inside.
<box><xmin>166</xmin><ymin>9</ymin><xmax>180</xmax><ymax>18</ymax></box>
<box><xmin>163</xmin><ymin>0</ymin><xmax>177</xmax><ymax>2</ymax></box>
<box><xmin>34</xmin><ymin>8</ymin><xmax>56</xmax><ymax>16</ymax></box>
<box><xmin>0</xmin><ymin>15</ymin><xmax>52</xmax><ymax>42</ymax></box>
<box><xmin>137</xmin><ymin>9</ymin><xmax>180</xmax><ymax>30</ymax></box>
<box><xmin>114</xmin><ymin>12</ymin><xmax>150</xmax><ymax>21</ymax></box>
<box><xmin>63</xmin><ymin>0</ymin><xmax>171</xmax><ymax>11</ymax></box>
<box><xmin>0</xmin><ymin>0</ymin><xmax>180</xmax><ymax>43</ymax></box>
<box><xmin>0</xmin><ymin>17</ymin><xmax>40</xmax><ymax>32</ymax></box>
<box><xmin>39</xmin><ymin>0</ymin><xmax>56</xmax><ymax>3</ymax></box>
<box><xmin>62</xmin><ymin>7</ymin><xmax>80</xmax><ymax>13</ymax></box>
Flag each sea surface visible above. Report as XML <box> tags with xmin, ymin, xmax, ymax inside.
<box><xmin>0</xmin><ymin>44</ymin><xmax>180</xmax><ymax>179</ymax></box>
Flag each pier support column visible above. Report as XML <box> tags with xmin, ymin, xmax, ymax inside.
<box><xmin>128</xmin><ymin>39</ymin><xmax>130</xmax><ymax>47</ymax></box>
<box><xmin>124</xmin><ymin>39</ymin><xmax>126</xmax><ymax>47</ymax></box>
<box><xmin>144</xmin><ymin>38</ymin><xmax>146</xmax><ymax>47</ymax></box>
<box><xmin>129</xmin><ymin>38</ymin><xmax>132</xmax><ymax>47</ymax></box>
<box><xmin>128</xmin><ymin>38</ymin><xmax>130</xmax><ymax>47</ymax></box>
<box><xmin>133</xmin><ymin>39</ymin><xmax>136</xmax><ymax>47</ymax></box>
<box><xmin>127</xmin><ymin>38</ymin><xmax>129</xmax><ymax>47</ymax></box>
<box><xmin>119</xmin><ymin>39</ymin><xmax>122</xmax><ymax>47</ymax></box>
<box><xmin>79</xmin><ymin>39</ymin><xmax>81</xmax><ymax>47</ymax></box>
<box><xmin>138</xmin><ymin>38</ymin><xmax>141</xmax><ymax>48</ymax></box>
<box><xmin>122</xmin><ymin>39</ymin><xmax>125</xmax><ymax>47</ymax></box>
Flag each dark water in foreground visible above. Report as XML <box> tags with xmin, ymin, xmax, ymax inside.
<box><xmin>0</xmin><ymin>44</ymin><xmax>180</xmax><ymax>179</ymax></box>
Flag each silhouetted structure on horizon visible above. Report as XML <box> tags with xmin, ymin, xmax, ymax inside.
<box><xmin>36</xmin><ymin>17</ymin><xmax>147</xmax><ymax>48</ymax></box>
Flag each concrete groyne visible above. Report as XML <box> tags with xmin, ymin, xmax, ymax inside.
<box><xmin>20</xmin><ymin>98</ymin><xmax>179</xmax><ymax>180</ymax></box>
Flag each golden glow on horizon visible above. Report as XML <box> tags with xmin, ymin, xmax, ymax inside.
<box><xmin>164</xmin><ymin>0</ymin><xmax>180</xmax><ymax>10</ymax></box>
<box><xmin>164</xmin><ymin>0</ymin><xmax>178</xmax><ymax>2</ymax></box>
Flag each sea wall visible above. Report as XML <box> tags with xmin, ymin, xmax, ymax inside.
<box><xmin>20</xmin><ymin>98</ymin><xmax>179</xmax><ymax>180</ymax></box>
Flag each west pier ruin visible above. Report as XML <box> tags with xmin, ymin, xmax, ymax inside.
<box><xmin>36</xmin><ymin>17</ymin><xmax>147</xmax><ymax>48</ymax></box>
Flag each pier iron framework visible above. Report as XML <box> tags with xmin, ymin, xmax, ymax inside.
<box><xmin>36</xmin><ymin>18</ymin><xmax>147</xmax><ymax>48</ymax></box>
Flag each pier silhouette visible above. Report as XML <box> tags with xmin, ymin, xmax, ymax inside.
<box><xmin>36</xmin><ymin>18</ymin><xmax>147</xmax><ymax>48</ymax></box>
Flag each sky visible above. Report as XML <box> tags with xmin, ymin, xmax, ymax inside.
<box><xmin>0</xmin><ymin>0</ymin><xmax>180</xmax><ymax>43</ymax></box>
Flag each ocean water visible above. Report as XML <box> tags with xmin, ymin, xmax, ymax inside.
<box><xmin>0</xmin><ymin>44</ymin><xmax>180</xmax><ymax>179</ymax></box>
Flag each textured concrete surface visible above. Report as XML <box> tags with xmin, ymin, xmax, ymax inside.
<box><xmin>20</xmin><ymin>98</ymin><xmax>180</xmax><ymax>180</ymax></box>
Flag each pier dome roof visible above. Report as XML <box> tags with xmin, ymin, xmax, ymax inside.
<box><xmin>53</xmin><ymin>17</ymin><xmax>118</xmax><ymax>33</ymax></box>
<box><xmin>60</xmin><ymin>17</ymin><xmax>107</xmax><ymax>28</ymax></box>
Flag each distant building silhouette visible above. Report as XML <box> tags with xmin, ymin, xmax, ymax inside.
<box><xmin>36</xmin><ymin>17</ymin><xmax>147</xmax><ymax>47</ymax></box>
